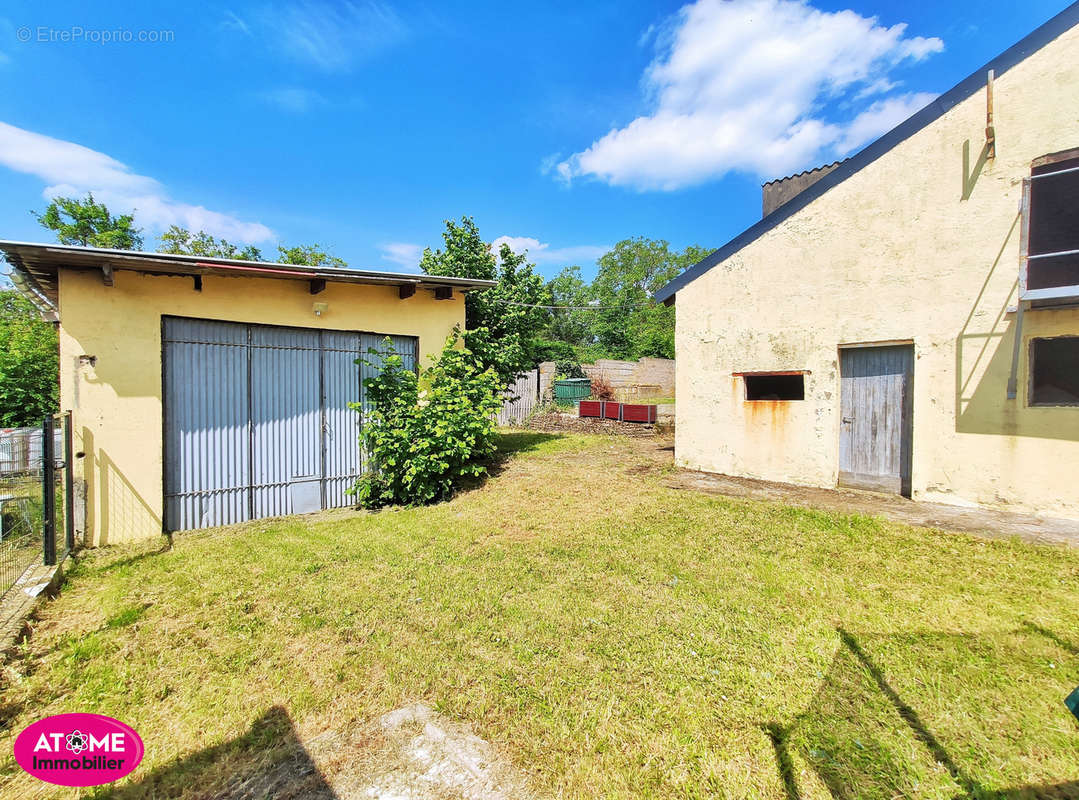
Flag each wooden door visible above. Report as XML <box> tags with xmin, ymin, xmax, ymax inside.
<box><xmin>839</xmin><ymin>345</ymin><xmax>914</xmax><ymax>495</ymax></box>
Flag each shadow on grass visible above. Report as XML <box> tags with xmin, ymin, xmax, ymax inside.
<box><xmin>768</xmin><ymin>627</ymin><xmax>1079</xmax><ymax>800</ymax></box>
<box><xmin>494</xmin><ymin>431</ymin><xmax>562</xmax><ymax>457</ymax></box>
<box><xmin>98</xmin><ymin>706</ymin><xmax>337</xmax><ymax>799</ymax></box>
<box><xmin>456</xmin><ymin>431</ymin><xmax>562</xmax><ymax>492</ymax></box>
<box><xmin>95</xmin><ymin>534</ymin><xmax>174</xmax><ymax>575</ymax></box>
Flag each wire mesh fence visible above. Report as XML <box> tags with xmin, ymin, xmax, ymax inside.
<box><xmin>0</xmin><ymin>415</ymin><xmax>71</xmax><ymax>599</ymax></box>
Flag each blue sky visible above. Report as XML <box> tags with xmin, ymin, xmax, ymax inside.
<box><xmin>0</xmin><ymin>0</ymin><xmax>1070</xmax><ymax>280</ymax></box>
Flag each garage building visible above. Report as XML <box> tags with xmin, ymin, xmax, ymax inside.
<box><xmin>0</xmin><ymin>242</ymin><xmax>494</xmax><ymax>544</ymax></box>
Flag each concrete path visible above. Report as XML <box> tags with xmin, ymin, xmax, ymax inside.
<box><xmin>666</xmin><ymin>470</ymin><xmax>1079</xmax><ymax>548</ymax></box>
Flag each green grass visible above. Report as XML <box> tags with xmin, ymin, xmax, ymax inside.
<box><xmin>1</xmin><ymin>432</ymin><xmax>1077</xmax><ymax>799</ymax></box>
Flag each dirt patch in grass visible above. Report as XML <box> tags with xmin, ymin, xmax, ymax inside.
<box><xmin>1</xmin><ymin>433</ymin><xmax>1077</xmax><ymax>799</ymax></box>
<box><xmin>522</xmin><ymin>411</ymin><xmax>665</xmax><ymax>438</ymax></box>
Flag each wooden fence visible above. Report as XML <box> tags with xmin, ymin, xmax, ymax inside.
<box><xmin>497</xmin><ymin>369</ymin><xmax>541</xmax><ymax>426</ymax></box>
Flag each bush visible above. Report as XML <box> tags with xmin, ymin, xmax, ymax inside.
<box><xmin>349</xmin><ymin>333</ymin><xmax>503</xmax><ymax>508</ymax></box>
<box><xmin>590</xmin><ymin>373</ymin><xmax>615</xmax><ymax>401</ymax></box>
<box><xmin>555</xmin><ymin>359</ymin><xmax>586</xmax><ymax>380</ymax></box>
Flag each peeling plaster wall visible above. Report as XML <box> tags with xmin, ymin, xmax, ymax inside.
<box><xmin>675</xmin><ymin>25</ymin><xmax>1079</xmax><ymax>519</ymax></box>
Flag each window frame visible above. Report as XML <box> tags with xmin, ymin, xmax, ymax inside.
<box><xmin>733</xmin><ymin>370</ymin><xmax>808</xmax><ymax>402</ymax></box>
<box><xmin>1027</xmin><ymin>335</ymin><xmax>1079</xmax><ymax>408</ymax></box>
<box><xmin>1019</xmin><ymin>147</ymin><xmax>1079</xmax><ymax>303</ymax></box>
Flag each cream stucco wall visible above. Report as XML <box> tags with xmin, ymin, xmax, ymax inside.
<box><xmin>57</xmin><ymin>269</ymin><xmax>466</xmax><ymax>545</ymax></box>
<box><xmin>675</xmin><ymin>24</ymin><xmax>1079</xmax><ymax>519</ymax></box>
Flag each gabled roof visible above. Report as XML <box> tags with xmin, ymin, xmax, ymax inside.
<box><xmin>655</xmin><ymin>1</ymin><xmax>1079</xmax><ymax>304</ymax></box>
<box><xmin>0</xmin><ymin>241</ymin><xmax>496</xmax><ymax>310</ymax></box>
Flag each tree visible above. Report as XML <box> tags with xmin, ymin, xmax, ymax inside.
<box><xmin>158</xmin><ymin>226</ymin><xmax>262</xmax><ymax>260</ymax></box>
<box><xmin>0</xmin><ymin>290</ymin><xmax>59</xmax><ymax>426</ymax></box>
<box><xmin>542</xmin><ymin>265</ymin><xmax>595</xmax><ymax>353</ymax></box>
<box><xmin>277</xmin><ymin>244</ymin><xmax>347</xmax><ymax>268</ymax></box>
<box><xmin>418</xmin><ymin>217</ymin><xmax>496</xmax><ymax>329</ymax></box>
<box><xmin>590</xmin><ymin>238</ymin><xmax>711</xmax><ymax>360</ymax></box>
<box><xmin>420</xmin><ymin>217</ymin><xmax>550</xmax><ymax>385</ymax></box>
<box><xmin>33</xmin><ymin>193</ymin><xmax>143</xmax><ymax>250</ymax></box>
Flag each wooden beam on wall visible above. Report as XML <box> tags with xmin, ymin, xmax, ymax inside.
<box><xmin>101</xmin><ymin>263</ymin><xmax>114</xmax><ymax>287</ymax></box>
<box><xmin>309</xmin><ymin>278</ymin><xmax>326</xmax><ymax>295</ymax></box>
<box><xmin>399</xmin><ymin>284</ymin><xmax>416</xmax><ymax>300</ymax></box>
<box><xmin>433</xmin><ymin>286</ymin><xmax>453</xmax><ymax>300</ymax></box>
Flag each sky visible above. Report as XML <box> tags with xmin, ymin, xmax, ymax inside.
<box><xmin>0</xmin><ymin>0</ymin><xmax>1071</xmax><ymax>281</ymax></box>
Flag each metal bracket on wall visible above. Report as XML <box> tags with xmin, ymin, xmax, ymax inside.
<box><xmin>101</xmin><ymin>263</ymin><xmax>114</xmax><ymax>287</ymax></box>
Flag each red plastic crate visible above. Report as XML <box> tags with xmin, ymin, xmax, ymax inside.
<box><xmin>604</xmin><ymin>402</ymin><xmax>622</xmax><ymax>420</ymax></box>
<box><xmin>578</xmin><ymin>400</ymin><xmax>604</xmax><ymax>418</ymax></box>
<box><xmin>620</xmin><ymin>403</ymin><xmax>657</xmax><ymax>423</ymax></box>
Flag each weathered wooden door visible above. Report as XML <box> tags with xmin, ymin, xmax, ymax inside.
<box><xmin>839</xmin><ymin>345</ymin><xmax>913</xmax><ymax>495</ymax></box>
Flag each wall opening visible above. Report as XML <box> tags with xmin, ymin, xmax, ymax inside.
<box><xmin>1027</xmin><ymin>155</ymin><xmax>1079</xmax><ymax>292</ymax></box>
<box><xmin>1029</xmin><ymin>336</ymin><xmax>1079</xmax><ymax>406</ymax></box>
<box><xmin>743</xmin><ymin>373</ymin><xmax>805</xmax><ymax>401</ymax></box>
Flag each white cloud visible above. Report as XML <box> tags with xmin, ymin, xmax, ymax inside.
<box><xmin>556</xmin><ymin>0</ymin><xmax>943</xmax><ymax>190</ymax></box>
<box><xmin>490</xmin><ymin>236</ymin><xmax>608</xmax><ymax>266</ymax></box>
<box><xmin>835</xmin><ymin>92</ymin><xmax>936</xmax><ymax>154</ymax></box>
<box><xmin>258</xmin><ymin>87</ymin><xmax>327</xmax><ymax>113</ymax></box>
<box><xmin>0</xmin><ymin>121</ymin><xmax>273</xmax><ymax>243</ymax></box>
<box><xmin>240</xmin><ymin>0</ymin><xmax>408</xmax><ymax>72</ymax></box>
<box><xmin>379</xmin><ymin>242</ymin><xmax>423</xmax><ymax>270</ymax></box>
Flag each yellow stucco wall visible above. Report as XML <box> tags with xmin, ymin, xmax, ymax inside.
<box><xmin>675</xmin><ymin>24</ymin><xmax>1079</xmax><ymax>519</ymax></box>
<box><xmin>57</xmin><ymin>269</ymin><xmax>466</xmax><ymax>545</ymax></box>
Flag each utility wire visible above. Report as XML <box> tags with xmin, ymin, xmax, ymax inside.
<box><xmin>491</xmin><ymin>299</ymin><xmax>656</xmax><ymax>311</ymax></box>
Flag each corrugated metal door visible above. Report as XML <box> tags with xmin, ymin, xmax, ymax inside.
<box><xmin>839</xmin><ymin>345</ymin><xmax>914</xmax><ymax>496</ymax></box>
<box><xmin>164</xmin><ymin>318</ymin><xmax>416</xmax><ymax>531</ymax></box>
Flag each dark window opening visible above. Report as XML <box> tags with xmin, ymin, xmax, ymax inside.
<box><xmin>744</xmin><ymin>373</ymin><xmax>805</xmax><ymax>401</ymax></box>
<box><xmin>1030</xmin><ymin>337</ymin><xmax>1079</xmax><ymax>406</ymax></box>
<box><xmin>1027</xmin><ymin>155</ymin><xmax>1079</xmax><ymax>292</ymax></box>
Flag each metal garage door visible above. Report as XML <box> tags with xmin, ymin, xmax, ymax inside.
<box><xmin>163</xmin><ymin>317</ymin><xmax>416</xmax><ymax>531</ymax></box>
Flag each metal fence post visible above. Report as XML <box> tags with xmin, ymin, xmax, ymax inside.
<box><xmin>42</xmin><ymin>416</ymin><xmax>56</xmax><ymax>566</ymax></box>
<box><xmin>63</xmin><ymin>412</ymin><xmax>74</xmax><ymax>553</ymax></box>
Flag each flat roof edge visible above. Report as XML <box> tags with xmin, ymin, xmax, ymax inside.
<box><xmin>0</xmin><ymin>241</ymin><xmax>497</xmax><ymax>289</ymax></box>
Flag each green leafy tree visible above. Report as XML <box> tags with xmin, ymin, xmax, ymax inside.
<box><xmin>158</xmin><ymin>226</ymin><xmax>262</xmax><ymax>260</ymax></box>
<box><xmin>0</xmin><ymin>289</ymin><xmax>59</xmax><ymax>426</ymax></box>
<box><xmin>418</xmin><ymin>217</ymin><xmax>496</xmax><ymax>329</ymax></box>
<box><xmin>349</xmin><ymin>332</ymin><xmax>502</xmax><ymax>508</ymax></box>
<box><xmin>32</xmin><ymin>193</ymin><xmax>143</xmax><ymax>250</ymax></box>
<box><xmin>277</xmin><ymin>244</ymin><xmax>347</xmax><ymax>268</ymax></box>
<box><xmin>541</xmin><ymin>265</ymin><xmax>595</xmax><ymax>355</ymax></box>
<box><xmin>420</xmin><ymin>217</ymin><xmax>550</xmax><ymax>385</ymax></box>
<box><xmin>591</xmin><ymin>238</ymin><xmax>711</xmax><ymax>360</ymax></box>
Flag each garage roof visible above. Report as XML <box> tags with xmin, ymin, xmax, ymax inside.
<box><xmin>0</xmin><ymin>240</ymin><xmax>497</xmax><ymax>310</ymax></box>
<box><xmin>654</xmin><ymin>0</ymin><xmax>1079</xmax><ymax>305</ymax></box>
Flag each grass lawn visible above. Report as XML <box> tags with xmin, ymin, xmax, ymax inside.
<box><xmin>1</xmin><ymin>432</ymin><xmax>1077</xmax><ymax>798</ymax></box>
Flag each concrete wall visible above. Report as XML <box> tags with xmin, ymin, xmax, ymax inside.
<box><xmin>58</xmin><ymin>269</ymin><xmax>466</xmax><ymax>545</ymax></box>
<box><xmin>675</xmin><ymin>24</ymin><xmax>1079</xmax><ymax>519</ymax></box>
<box><xmin>538</xmin><ymin>358</ymin><xmax>676</xmax><ymax>400</ymax></box>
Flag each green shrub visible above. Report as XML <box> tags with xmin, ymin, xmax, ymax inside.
<box><xmin>349</xmin><ymin>333</ymin><xmax>503</xmax><ymax>508</ymax></box>
<box><xmin>555</xmin><ymin>359</ymin><xmax>586</xmax><ymax>380</ymax></box>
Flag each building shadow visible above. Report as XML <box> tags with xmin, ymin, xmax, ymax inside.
<box><xmin>767</xmin><ymin>627</ymin><xmax>1079</xmax><ymax>800</ymax></box>
<box><xmin>99</xmin><ymin>705</ymin><xmax>338</xmax><ymax>799</ymax></box>
<box><xmin>955</xmin><ymin>210</ymin><xmax>1079</xmax><ymax>442</ymax></box>
<box><xmin>82</xmin><ymin>425</ymin><xmax>163</xmax><ymax>546</ymax></box>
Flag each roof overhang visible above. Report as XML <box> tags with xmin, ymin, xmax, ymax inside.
<box><xmin>0</xmin><ymin>241</ymin><xmax>497</xmax><ymax>310</ymax></box>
